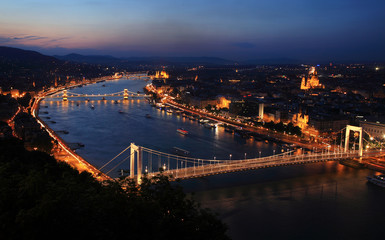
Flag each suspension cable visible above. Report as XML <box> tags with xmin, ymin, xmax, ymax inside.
<box><xmin>99</xmin><ymin>145</ymin><xmax>131</xmax><ymax>171</ymax></box>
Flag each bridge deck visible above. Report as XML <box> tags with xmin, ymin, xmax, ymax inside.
<box><xmin>133</xmin><ymin>151</ymin><xmax>380</xmax><ymax>180</ymax></box>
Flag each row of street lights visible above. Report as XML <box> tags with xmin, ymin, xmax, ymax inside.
<box><xmin>223</xmin><ymin>148</ymin><xmax>288</xmax><ymax>161</ymax></box>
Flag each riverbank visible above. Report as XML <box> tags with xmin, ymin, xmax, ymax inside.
<box><xmin>163</xmin><ymin>99</ymin><xmax>324</xmax><ymax>151</ymax></box>
<box><xmin>31</xmin><ymin>79</ymin><xmax>114</xmax><ymax>181</ymax></box>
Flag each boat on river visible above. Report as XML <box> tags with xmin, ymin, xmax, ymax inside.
<box><xmin>177</xmin><ymin>128</ymin><xmax>188</xmax><ymax>135</ymax></box>
<box><xmin>367</xmin><ymin>174</ymin><xmax>385</xmax><ymax>187</ymax></box>
<box><xmin>204</xmin><ymin>122</ymin><xmax>216</xmax><ymax>129</ymax></box>
<box><xmin>172</xmin><ymin>147</ymin><xmax>190</xmax><ymax>156</ymax></box>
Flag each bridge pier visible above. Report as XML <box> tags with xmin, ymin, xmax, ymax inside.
<box><xmin>124</xmin><ymin>89</ymin><xmax>128</xmax><ymax>100</ymax></box>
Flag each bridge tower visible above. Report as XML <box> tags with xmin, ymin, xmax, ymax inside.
<box><xmin>130</xmin><ymin>143</ymin><xmax>143</xmax><ymax>183</ymax></box>
<box><xmin>344</xmin><ymin>125</ymin><xmax>363</xmax><ymax>161</ymax></box>
<box><xmin>123</xmin><ymin>89</ymin><xmax>129</xmax><ymax>100</ymax></box>
<box><xmin>259</xmin><ymin>103</ymin><xmax>264</xmax><ymax>120</ymax></box>
<box><xmin>63</xmin><ymin>90</ymin><xmax>68</xmax><ymax>101</ymax></box>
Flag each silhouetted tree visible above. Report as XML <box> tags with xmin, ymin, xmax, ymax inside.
<box><xmin>0</xmin><ymin>137</ymin><xmax>229</xmax><ymax>240</ymax></box>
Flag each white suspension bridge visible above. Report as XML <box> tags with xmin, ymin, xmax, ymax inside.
<box><xmin>97</xmin><ymin>125</ymin><xmax>384</xmax><ymax>183</ymax></box>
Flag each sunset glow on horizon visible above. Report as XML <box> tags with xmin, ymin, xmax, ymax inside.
<box><xmin>1</xmin><ymin>0</ymin><xmax>385</xmax><ymax>61</ymax></box>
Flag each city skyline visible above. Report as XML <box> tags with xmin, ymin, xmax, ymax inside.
<box><xmin>1</xmin><ymin>0</ymin><xmax>385</xmax><ymax>61</ymax></box>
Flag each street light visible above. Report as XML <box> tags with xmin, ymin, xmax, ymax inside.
<box><xmin>230</xmin><ymin>154</ymin><xmax>232</xmax><ymax>160</ymax></box>
<box><xmin>259</xmin><ymin>151</ymin><xmax>261</xmax><ymax>158</ymax></box>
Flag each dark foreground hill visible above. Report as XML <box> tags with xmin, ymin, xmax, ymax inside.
<box><xmin>0</xmin><ymin>137</ymin><xmax>229</xmax><ymax>240</ymax></box>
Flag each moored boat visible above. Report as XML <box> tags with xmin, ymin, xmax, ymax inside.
<box><xmin>204</xmin><ymin>122</ymin><xmax>216</xmax><ymax>129</ymax></box>
<box><xmin>367</xmin><ymin>174</ymin><xmax>385</xmax><ymax>187</ymax></box>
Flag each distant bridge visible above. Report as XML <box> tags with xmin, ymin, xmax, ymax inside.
<box><xmin>45</xmin><ymin>89</ymin><xmax>149</xmax><ymax>101</ymax></box>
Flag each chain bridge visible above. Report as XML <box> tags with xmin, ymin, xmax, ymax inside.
<box><xmin>45</xmin><ymin>89</ymin><xmax>149</xmax><ymax>101</ymax></box>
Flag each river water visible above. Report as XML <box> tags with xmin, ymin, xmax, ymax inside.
<box><xmin>40</xmin><ymin>77</ymin><xmax>385</xmax><ymax>240</ymax></box>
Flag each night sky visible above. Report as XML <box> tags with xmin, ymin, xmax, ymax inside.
<box><xmin>1</xmin><ymin>0</ymin><xmax>384</xmax><ymax>61</ymax></box>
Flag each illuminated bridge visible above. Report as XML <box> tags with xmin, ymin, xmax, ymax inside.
<box><xmin>97</xmin><ymin>125</ymin><xmax>385</xmax><ymax>183</ymax></box>
<box><xmin>100</xmin><ymin>142</ymin><xmax>382</xmax><ymax>184</ymax></box>
<box><xmin>45</xmin><ymin>89</ymin><xmax>149</xmax><ymax>101</ymax></box>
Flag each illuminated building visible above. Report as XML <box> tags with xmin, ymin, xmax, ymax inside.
<box><xmin>10</xmin><ymin>89</ymin><xmax>20</xmax><ymax>98</ymax></box>
<box><xmin>154</xmin><ymin>71</ymin><xmax>169</xmax><ymax>79</ymax></box>
<box><xmin>292</xmin><ymin>112</ymin><xmax>309</xmax><ymax>129</ymax></box>
<box><xmin>360</xmin><ymin>120</ymin><xmax>385</xmax><ymax>140</ymax></box>
<box><xmin>217</xmin><ymin>96</ymin><xmax>231</xmax><ymax>109</ymax></box>
<box><xmin>114</xmin><ymin>72</ymin><xmax>123</xmax><ymax>79</ymax></box>
<box><xmin>300</xmin><ymin>67</ymin><xmax>324</xmax><ymax>90</ymax></box>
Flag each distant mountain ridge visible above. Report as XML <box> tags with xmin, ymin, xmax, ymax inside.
<box><xmin>54</xmin><ymin>54</ymin><xmax>235</xmax><ymax>66</ymax></box>
<box><xmin>242</xmin><ymin>58</ymin><xmax>303</xmax><ymax>65</ymax></box>
<box><xmin>0</xmin><ymin>46</ymin><xmax>115</xmax><ymax>91</ymax></box>
<box><xmin>55</xmin><ymin>53</ymin><xmax>308</xmax><ymax>66</ymax></box>
<box><xmin>0</xmin><ymin>46</ymin><xmax>58</xmax><ymax>64</ymax></box>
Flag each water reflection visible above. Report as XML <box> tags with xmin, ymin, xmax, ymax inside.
<box><xmin>182</xmin><ymin>162</ymin><xmax>385</xmax><ymax>239</ymax></box>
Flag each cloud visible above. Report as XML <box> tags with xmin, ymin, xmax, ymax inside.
<box><xmin>0</xmin><ymin>34</ymin><xmax>48</xmax><ymax>44</ymax></box>
<box><xmin>232</xmin><ymin>42</ymin><xmax>255</xmax><ymax>49</ymax></box>
<box><xmin>0</xmin><ymin>36</ymin><xmax>12</xmax><ymax>43</ymax></box>
<box><xmin>11</xmin><ymin>35</ymin><xmax>48</xmax><ymax>40</ymax></box>
<box><xmin>0</xmin><ymin>34</ymin><xmax>71</xmax><ymax>49</ymax></box>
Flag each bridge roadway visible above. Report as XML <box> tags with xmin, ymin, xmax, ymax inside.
<box><xmin>134</xmin><ymin>150</ymin><xmax>382</xmax><ymax>181</ymax></box>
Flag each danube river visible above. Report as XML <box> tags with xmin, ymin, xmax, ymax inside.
<box><xmin>41</xmin><ymin>77</ymin><xmax>385</xmax><ymax>240</ymax></box>
<box><xmin>40</xmin><ymin>77</ymin><xmax>282</xmax><ymax>175</ymax></box>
